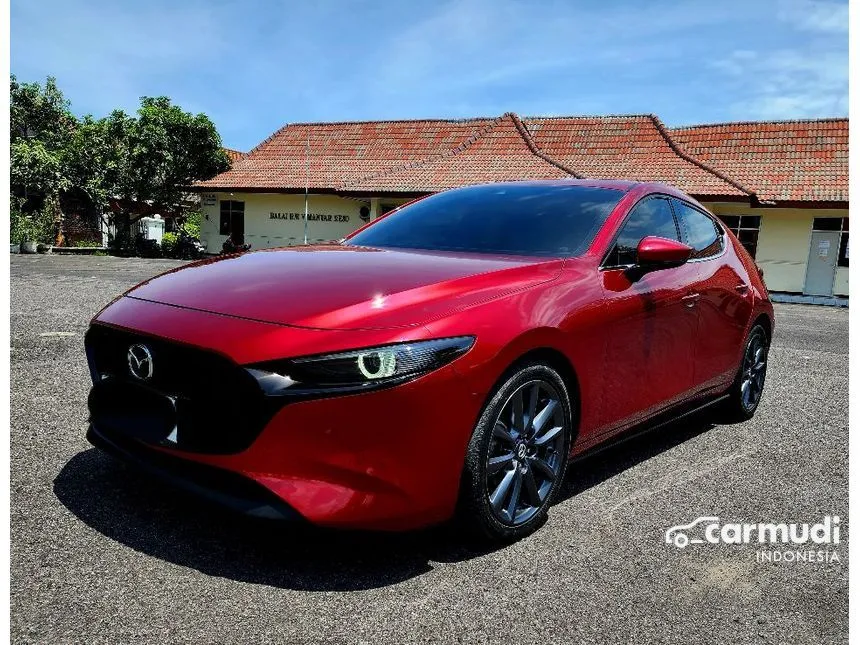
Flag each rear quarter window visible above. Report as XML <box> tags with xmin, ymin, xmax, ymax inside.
<box><xmin>673</xmin><ymin>200</ymin><xmax>722</xmax><ymax>259</ymax></box>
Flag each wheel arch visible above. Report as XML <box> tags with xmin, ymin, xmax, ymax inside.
<box><xmin>494</xmin><ymin>346</ymin><xmax>582</xmax><ymax>439</ymax></box>
<box><xmin>752</xmin><ymin>312</ymin><xmax>772</xmax><ymax>342</ymax></box>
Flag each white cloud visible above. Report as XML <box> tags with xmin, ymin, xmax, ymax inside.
<box><xmin>777</xmin><ymin>0</ymin><xmax>849</xmax><ymax>32</ymax></box>
<box><xmin>714</xmin><ymin>49</ymin><xmax>847</xmax><ymax>119</ymax></box>
<box><xmin>368</xmin><ymin>0</ymin><xmax>736</xmax><ymax>98</ymax></box>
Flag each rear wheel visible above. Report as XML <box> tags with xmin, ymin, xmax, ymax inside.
<box><xmin>459</xmin><ymin>362</ymin><xmax>573</xmax><ymax>542</ymax></box>
<box><xmin>721</xmin><ymin>324</ymin><xmax>769</xmax><ymax>422</ymax></box>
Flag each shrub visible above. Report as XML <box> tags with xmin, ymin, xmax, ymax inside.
<box><xmin>161</xmin><ymin>231</ymin><xmax>179</xmax><ymax>256</ymax></box>
<box><xmin>73</xmin><ymin>239</ymin><xmax>102</xmax><ymax>247</ymax></box>
<box><xmin>180</xmin><ymin>210</ymin><xmax>201</xmax><ymax>239</ymax></box>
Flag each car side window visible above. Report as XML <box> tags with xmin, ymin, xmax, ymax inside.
<box><xmin>674</xmin><ymin>200</ymin><xmax>722</xmax><ymax>260</ymax></box>
<box><xmin>605</xmin><ymin>197</ymin><xmax>680</xmax><ymax>267</ymax></box>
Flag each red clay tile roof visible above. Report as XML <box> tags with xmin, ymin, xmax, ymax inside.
<box><xmin>223</xmin><ymin>148</ymin><xmax>246</xmax><ymax>164</ymax></box>
<box><xmin>199</xmin><ymin>118</ymin><xmax>498</xmax><ymax>191</ymax></box>
<box><xmin>341</xmin><ymin>114</ymin><xmax>577</xmax><ymax>192</ymax></box>
<box><xmin>522</xmin><ymin>115</ymin><xmax>749</xmax><ymax>199</ymax></box>
<box><xmin>197</xmin><ymin>113</ymin><xmax>846</xmax><ymax>204</ymax></box>
<box><xmin>670</xmin><ymin>119</ymin><xmax>848</xmax><ymax>203</ymax></box>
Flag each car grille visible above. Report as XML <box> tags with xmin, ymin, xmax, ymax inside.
<box><xmin>85</xmin><ymin>324</ymin><xmax>277</xmax><ymax>454</ymax></box>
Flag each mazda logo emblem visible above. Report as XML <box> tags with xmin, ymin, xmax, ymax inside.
<box><xmin>127</xmin><ymin>344</ymin><xmax>154</xmax><ymax>380</ymax></box>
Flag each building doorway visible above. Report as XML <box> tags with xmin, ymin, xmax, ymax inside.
<box><xmin>219</xmin><ymin>200</ymin><xmax>245</xmax><ymax>245</ymax></box>
<box><xmin>803</xmin><ymin>217</ymin><xmax>848</xmax><ymax>296</ymax></box>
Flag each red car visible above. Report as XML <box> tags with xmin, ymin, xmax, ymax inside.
<box><xmin>85</xmin><ymin>180</ymin><xmax>773</xmax><ymax>541</ymax></box>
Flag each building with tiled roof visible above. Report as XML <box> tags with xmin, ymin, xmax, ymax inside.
<box><xmin>670</xmin><ymin>118</ymin><xmax>848</xmax><ymax>205</ymax></box>
<box><xmin>223</xmin><ymin>148</ymin><xmax>247</xmax><ymax>164</ymax></box>
<box><xmin>669</xmin><ymin>118</ymin><xmax>848</xmax><ymax>298</ymax></box>
<box><xmin>521</xmin><ymin>115</ymin><xmax>750</xmax><ymax>200</ymax></box>
<box><xmin>195</xmin><ymin>112</ymin><xmax>848</xmax><ymax>298</ymax></box>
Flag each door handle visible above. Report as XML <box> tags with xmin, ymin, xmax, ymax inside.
<box><xmin>735</xmin><ymin>284</ymin><xmax>750</xmax><ymax>295</ymax></box>
<box><xmin>682</xmin><ymin>293</ymin><xmax>700</xmax><ymax>308</ymax></box>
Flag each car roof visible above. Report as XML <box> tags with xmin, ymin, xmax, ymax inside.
<box><xmin>447</xmin><ymin>178</ymin><xmax>692</xmax><ymax>199</ymax></box>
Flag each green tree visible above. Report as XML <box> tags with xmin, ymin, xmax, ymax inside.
<box><xmin>10</xmin><ymin>76</ymin><xmax>230</xmax><ymax>250</ymax></box>
<box><xmin>10</xmin><ymin>76</ymin><xmax>75</xmax><ymax>213</ymax></box>
<box><xmin>10</xmin><ymin>75</ymin><xmax>76</xmax><ymax>148</ymax></box>
<box><xmin>103</xmin><ymin>97</ymin><xmax>230</xmax><ymax>246</ymax></box>
<box><xmin>10</xmin><ymin>139</ymin><xmax>67</xmax><ymax>197</ymax></box>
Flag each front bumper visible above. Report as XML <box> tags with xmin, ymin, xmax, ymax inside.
<box><xmin>89</xmin><ymin>362</ymin><xmax>478</xmax><ymax>530</ymax></box>
<box><xmin>87</xmin><ymin>422</ymin><xmax>302</xmax><ymax>521</ymax></box>
<box><xmin>86</xmin><ymin>298</ymin><xmax>482</xmax><ymax>530</ymax></box>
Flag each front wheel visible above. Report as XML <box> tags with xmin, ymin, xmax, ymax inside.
<box><xmin>721</xmin><ymin>324</ymin><xmax>770</xmax><ymax>422</ymax></box>
<box><xmin>458</xmin><ymin>362</ymin><xmax>573</xmax><ymax>542</ymax></box>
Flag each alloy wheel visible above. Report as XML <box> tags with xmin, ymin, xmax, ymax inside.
<box><xmin>485</xmin><ymin>379</ymin><xmax>567</xmax><ymax>526</ymax></box>
<box><xmin>740</xmin><ymin>328</ymin><xmax>768</xmax><ymax>412</ymax></box>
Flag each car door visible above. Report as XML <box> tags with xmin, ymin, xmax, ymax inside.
<box><xmin>598</xmin><ymin>195</ymin><xmax>700</xmax><ymax>432</ymax></box>
<box><xmin>671</xmin><ymin>199</ymin><xmax>753</xmax><ymax>392</ymax></box>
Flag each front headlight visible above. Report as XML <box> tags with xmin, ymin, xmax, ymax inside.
<box><xmin>246</xmin><ymin>336</ymin><xmax>475</xmax><ymax>397</ymax></box>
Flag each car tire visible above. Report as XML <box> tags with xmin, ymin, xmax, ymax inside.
<box><xmin>720</xmin><ymin>323</ymin><xmax>770</xmax><ymax>423</ymax></box>
<box><xmin>458</xmin><ymin>361</ymin><xmax>573</xmax><ymax>542</ymax></box>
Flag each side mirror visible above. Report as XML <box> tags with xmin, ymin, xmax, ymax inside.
<box><xmin>636</xmin><ymin>236</ymin><xmax>693</xmax><ymax>269</ymax></box>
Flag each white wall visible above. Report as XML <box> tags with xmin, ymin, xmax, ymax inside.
<box><xmin>199</xmin><ymin>192</ymin><xmax>371</xmax><ymax>252</ymax></box>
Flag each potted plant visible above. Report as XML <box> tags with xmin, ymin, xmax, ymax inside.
<box><xmin>18</xmin><ymin>217</ymin><xmax>39</xmax><ymax>253</ymax></box>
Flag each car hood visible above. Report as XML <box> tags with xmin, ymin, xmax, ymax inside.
<box><xmin>123</xmin><ymin>245</ymin><xmax>563</xmax><ymax>330</ymax></box>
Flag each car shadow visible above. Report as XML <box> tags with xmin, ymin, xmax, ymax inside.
<box><xmin>53</xmin><ymin>412</ymin><xmax>716</xmax><ymax>592</ymax></box>
<box><xmin>559</xmin><ymin>410</ymin><xmax>718</xmax><ymax>503</ymax></box>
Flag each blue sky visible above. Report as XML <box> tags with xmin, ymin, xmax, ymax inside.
<box><xmin>11</xmin><ymin>0</ymin><xmax>848</xmax><ymax>151</ymax></box>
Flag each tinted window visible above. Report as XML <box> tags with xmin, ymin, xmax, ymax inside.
<box><xmin>605</xmin><ymin>197</ymin><xmax>679</xmax><ymax>267</ymax></box>
<box><xmin>813</xmin><ymin>217</ymin><xmax>842</xmax><ymax>231</ymax></box>
<box><xmin>219</xmin><ymin>200</ymin><xmax>244</xmax><ymax>235</ymax></box>
<box><xmin>347</xmin><ymin>184</ymin><xmax>624</xmax><ymax>257</ymax></box>
<box><xmin>675</xmin><ymin>200</ymin><xmax>722</xmax><ymax>259</ymax></box>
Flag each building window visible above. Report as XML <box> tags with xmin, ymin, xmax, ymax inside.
<box><xmin>220</xmin><ymin>200</ymin><xmax>244</xmax><ymax>235</ymax></box>
<box><xmin>718</xmin><ymin>214</ymin><xmax>761</xmax><ymax>258</ymax></box>
<box><xmin>813</xmin><ymin>217</ymin><xmax>849</xmax><ymax>267</ymax></box>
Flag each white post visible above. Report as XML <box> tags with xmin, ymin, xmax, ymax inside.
<box><xmin>303</xmin><ymin>129</ymin><xmax>310</xmax><ymax>244</ymax></box>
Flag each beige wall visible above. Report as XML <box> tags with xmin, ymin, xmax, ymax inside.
<box><xmin>199</xmin><ymin>192</ymin><xmax>413</xmax><ymax>252</ymax></box>
<box><xmin>200</xmin><ymin>192</ymin><xmax>369</xmax><ymax>251</ymax></box>
<box><xmin>702</xmin><ymin>202</ymin><xmax>849</xmax><ymax>296</ymax></box>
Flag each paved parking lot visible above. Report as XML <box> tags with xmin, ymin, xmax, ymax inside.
<box><xmin>11</xmin><ymin>254</ymin><xmax>848</xmax><ymax>644</ymax></box>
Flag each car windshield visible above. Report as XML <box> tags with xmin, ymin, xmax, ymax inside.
<box><xmin>346</xmin><ymin>184</ymin><xmax>624</xmax><ymax>257</ymax></box>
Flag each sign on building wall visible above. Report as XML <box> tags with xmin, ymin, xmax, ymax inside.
<box><xmin>269</xmin><ymin>212</ymin><xmax>351</xmax><ymax>223</ymax></box>
<box><xmin>199</xmin><ymin>192</ymin><xmax>363</xmax><ymax>252</ymax></box>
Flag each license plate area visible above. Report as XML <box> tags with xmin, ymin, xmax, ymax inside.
<box><xmin>89</xmin><ymin>378</ymin><xmax>176</xmax><ymax>445</ymax></box>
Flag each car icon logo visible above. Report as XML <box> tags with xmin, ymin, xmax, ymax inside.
<box><xmin>665</xmin><ymin>516</ymin><xmax>720</xmax><ymax>548</ymax></box>
<box><xmin>127</xmin><ymin>344</ymin><xmax>154</xmax><ymax>380</ymax></box>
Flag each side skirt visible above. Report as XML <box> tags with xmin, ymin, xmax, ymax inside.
<box><xmin>570</xmin><ymin>393</ymin><xmax>729</xmax><ymax>464</ymax></box>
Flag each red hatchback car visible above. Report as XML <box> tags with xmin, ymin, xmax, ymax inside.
<box><xmin>86</xmin><ymin>180</ymin><xmax>773</xmax><ymax>541</ymax></box>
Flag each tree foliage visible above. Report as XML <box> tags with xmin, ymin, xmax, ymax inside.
<box><xmin>10</xmin><ymin>75</ymin><xmax>76</xmax><ymax>149</ymax></box>
<box><xmin>9</xmin><ymin>75</ymin><xmax>230</xmax><ymax>247</ymax></box>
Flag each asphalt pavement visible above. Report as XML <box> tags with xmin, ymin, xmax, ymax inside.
<box><xmin>10</xmin><ymin>254</ymin><xmax>848</xmax><ymax>644</ymax></box>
